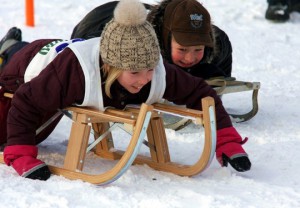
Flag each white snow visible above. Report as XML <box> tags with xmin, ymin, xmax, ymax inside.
<box><xmin>1</xmin><ymin>0</ymin><xmax>300</xmax><ymax>207</ymax></box>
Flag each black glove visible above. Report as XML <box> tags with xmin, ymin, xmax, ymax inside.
<box><xmin>26</xmin><ymin>165</ymin><xmax>51</xmax><ymax>181</ymax></box>
<box><xmin>222</xmin><ymin>153</ymin><xmax>251</xmax><ymax>172</ymax></box>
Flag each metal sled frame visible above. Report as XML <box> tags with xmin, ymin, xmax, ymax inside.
<box><xmin>165</xmin><ymin>78</ymin><xmax>261</xmax><ymax>131</ymax></box>
<box><xmin>0</xmin><ymin>94</ymin><xmax>216</xmax><ymax>185</ymax></box>
<box><xmin>208</xmin><ymin>77</ymin><xmax>261</xmax><ymax>123</ymax></box>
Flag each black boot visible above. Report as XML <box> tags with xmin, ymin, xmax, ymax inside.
<box><xmin>0</xmin><ymin>27</ymin><xmax>22</xmax><ymax>70</ymax></box>
<box><xmin>265</xmin><ymin>2</ymin><xmax>290</xmax><ymax>22</ymax></box>
<box><xmin>289</xmin><ymin>0</ymin><xmax>300</xmax><ymax>12</ymax></box>
<box><xmin>0</xmin><ymin>27</ymin><xmax>22</xmax><ymax>53</ymax></box>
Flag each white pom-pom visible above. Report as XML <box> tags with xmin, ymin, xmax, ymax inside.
<box><xmin>114</xmin><ymin>0</ymin><xmax>147</xmax><ymax>26</ymax></box>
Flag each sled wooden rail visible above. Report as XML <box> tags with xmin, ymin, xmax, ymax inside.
<box><xmin>0</xmin><ymin>93</ymin><xmax>216</xmax><ymax>185</ymax></box>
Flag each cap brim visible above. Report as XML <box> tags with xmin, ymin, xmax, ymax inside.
<box><xmin>172</xmin><ymin>31</ymin><xmax>214</xmax><ymax>47</ymax></box>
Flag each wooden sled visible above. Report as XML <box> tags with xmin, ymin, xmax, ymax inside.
<box><xmin>0</xmin><ymin>93</ymin><xmax>216</xmax><ymax>185</ymax></box>
<box><xmin>165</xmin><ymin>77</ymin><xmax>261</xmax><ymax>131</ymax></box>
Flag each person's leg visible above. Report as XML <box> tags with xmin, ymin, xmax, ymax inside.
<box><xmin>0</xmin><ymin>88</ymin><xmax>11</xmax><ymax>149</ymax></box>
<box><xmin>0</xmin><ymin>27</ymin><xmax>22</xmax><ymax>53</ymax></box>
<box><xmin>265</xmin><ymin>0</ymin><xmax>290</xmax><ymax>22</ymax></box>
<box><xmin>0</xmin><ymin>27</ymin><xmax>29</xmax><ymax>72</ymax></box>
<box><xmin>0</xmin><ymin>27</ymin><xmax>28</xmax><ymax>149</ymax></box>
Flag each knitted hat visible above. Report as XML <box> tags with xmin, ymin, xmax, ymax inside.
<box><xmin>100</xmin><ymin>0</ymin><xmax>160</xmax><ymax>71</ymax></box>
<box><xmin>163</xmin><ymin>0</ymin><xmax>213</xmax><ymax>47</ymax></box>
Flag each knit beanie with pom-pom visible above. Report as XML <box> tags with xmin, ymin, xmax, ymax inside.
<box><xmin>100</xmin><ymin>0</ymin><xmax>160</xmax><ymax>71</ymax></box>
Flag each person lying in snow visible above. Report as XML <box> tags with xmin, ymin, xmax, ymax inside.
<box><xmin>265</xmin><ymin>0</ymin><xmax>300</xmax><ymax>22</ymax></box>
<box><xmin>71</xmin><ymin>0</ymin><xmax>233</xmax><ymax>80</ymax></box>
<box><xmin>0</xmin><ymin>0</ymin><xmax>251</xmax><ymax>181</ymax></box>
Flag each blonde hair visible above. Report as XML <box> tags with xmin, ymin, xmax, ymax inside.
<box><xmin>102</xmin><ymin>63</ymin><xmax>123</xmax><ymax>98</ymax></box>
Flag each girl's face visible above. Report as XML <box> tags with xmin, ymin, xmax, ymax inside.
<box><xmin>117</xmin><ymin>69</ymin><xmax>154</xmax><ymax>94</ymax></box>
<box><xmin>171</xmin><ymin>37</ymin><xmax>205</xmax><ymax>68</ymax></box>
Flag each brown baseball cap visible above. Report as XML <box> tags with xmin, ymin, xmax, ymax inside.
<box><xmin>163</xmin><ymin>0</ymin><xmax>213</xmax><ymax>47</ymax></box>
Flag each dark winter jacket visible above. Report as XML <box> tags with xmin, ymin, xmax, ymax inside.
<box><xmin>0</xmin><ymin>39</ymin><xmax>232</xmax><ymax>146</ymax></box>
<box><xmin>71</xmin><ymin>1</ymin><xmax>152</xmax><ymax>40</ymax></box>
<box><xmin>147</xmin><ymin>0</ymin><xmax>233</xmax><ymax>78</ymax></box>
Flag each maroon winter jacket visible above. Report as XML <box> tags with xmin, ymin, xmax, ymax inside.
<box><xmin>1</xmin><ymin>39</ymin><xmax>232</xmax><ymax>146</ymax></box>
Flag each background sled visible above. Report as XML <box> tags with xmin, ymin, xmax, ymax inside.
<box><xmin>0</xmin><ymin>94</ymin><xmax>216</xmax><ymax>185</ymax></box>
<box><xmin>207</xmin><ymin>77</ymin><xmax>260</xmax><ymax>123</ymax></box>
<box><xmin>165</xmin><ymin>77</ymin><xmax>261</xmax><ymax>131</ymax></box>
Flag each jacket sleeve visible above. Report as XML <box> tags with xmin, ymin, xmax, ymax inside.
<box><xmin>6</xmin><ymin>48</ymin><xmax>85</xmax><ymax>145</ymax></box>
<box><xmin>163</xmin><ymin>61</ymin><xmax>232</xmax><ymax>130</ymax></box>
<box><xmin>211</xmin><ymin>25</ymin><xmax>233</xmax><ymax>77</ymax></box>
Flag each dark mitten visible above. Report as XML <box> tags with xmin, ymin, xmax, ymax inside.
<box><xmin>4</xmin><ymin>145</ymin><xmax>51</xmax><ymax>180</ymax></box>
<box><xmin>222</xmin><ymin>153</ymin><xmax>251</xmax><ymax>172</ymax></box>
<box><xmin>216</xmin><ymin>127</ymin><xmax>251</xmax><ymax>172</ymax></box>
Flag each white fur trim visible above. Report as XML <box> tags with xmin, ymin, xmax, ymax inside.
<box><xmin>114</xmin><ymin>0</ymin><xmax>147</xmax><ymax>25</ymax></box>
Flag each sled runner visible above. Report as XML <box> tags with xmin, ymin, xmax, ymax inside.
<box><xmin>0</xmin><ymin>93</ymin><xmax>216</xmax><ymax>185</ymax></box>
<box><xmin>165</xmin><ymin>77</ymin><xmax>261</xmax><ymax>130</ymax></box>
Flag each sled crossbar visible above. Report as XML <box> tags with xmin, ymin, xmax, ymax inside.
<box><xmin>0</xmin><ymin>93</ymin><xmax>216</xmax><ymax>185</ymax></box>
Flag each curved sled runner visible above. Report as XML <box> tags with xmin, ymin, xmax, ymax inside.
<box><xmin>0</xmin><ymin>94</ymin><xmax>216</xmax><ymax>185</ymax></box>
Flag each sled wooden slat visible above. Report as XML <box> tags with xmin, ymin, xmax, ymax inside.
<box><xmin>65</xmin><ymin>106</ymin><xmax>136</xmax><ymax>125</ymax></box>
<box><xmin>153</xmin><ymin>103</ymin><xmax>203</xmax><ymax>118</ymax></box>
<box><xmin>63</xmin><ymin>114</ymin><xmax>91</xmax><ymax>171</ymax></box>
<box><xmin>92</xmin><ymin>122</ymin><xmax>114</xmax><ymax>153</ymax></box>
<box><xmin>147</xmin><ymin>116</ymin><xmax>170</xmax><ymax>163</ymax></box>
<box><xmin>4</xmin><ymin>92</ymin><xmax>13</xmax><ymax>98</ymax></box>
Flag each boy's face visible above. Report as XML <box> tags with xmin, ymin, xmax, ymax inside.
<box><xmin>117</xmin><ymin>69</ymin><xmax>154</xmax><ymax>94</ymax></box>
<box><xmin>171</xmin><ymin>37</ymin><xmax>205</xmax><ymax>68</ymax></box>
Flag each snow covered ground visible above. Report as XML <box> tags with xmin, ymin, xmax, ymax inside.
<box><xmin>1</xmin><ymin>0</ymin><xmax>300</xmax><ymax>207</ymax></box>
